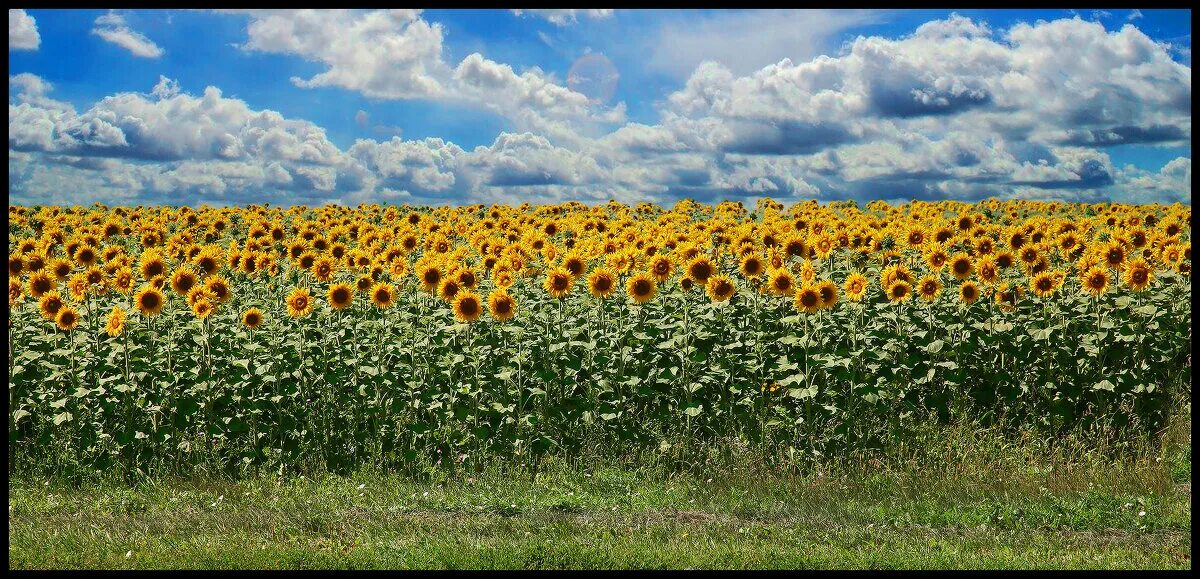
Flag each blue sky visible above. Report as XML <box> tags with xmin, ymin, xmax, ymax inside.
<box><xmin>8</xmin><ymin>9</ymin><xmax>1192</xmax><ymax>206</ymax></box>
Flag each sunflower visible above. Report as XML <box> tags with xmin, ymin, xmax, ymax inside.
<box><xmin>55</xmin><ymin>306</ymin><xmax>81</xmax><ymax>331</ymax></box>
<box><xmin>587</xmin><ymin>267</ymin><xmax>617</xmax><ymax>299</ymax></box>
<box><xmin>925</xmin><ymin>248</ymin><xmax>949</xmax><ymax>271</ymax></box>
<box><xmin>170</xmin><ymin>267</ymin><xmax>198</xmax><ymax>296</ymax></box>
<box><xmin>104</xmin><ymin>305</ymin><xmax>127</xmax><ymax>336</ymax></box>
<box><xmin>488</xmin><ymin>289</ymin><xmax>516</xmax><ymax>321</ymax></box>
<box><xmin>8</xmin><ymin>279</ymin><xmax>22</xmax><ymax>306</ymax></box>
<box><xmin>679</xmin><ymin>277</ymin><xmax>695</xmax><ymax>293</ymax></box>
<box><xmin>187</xmin><ymin>286</ymin><xmax>216</xmax><ymax>308</ymax></box>
<box><xmin>880</xmin><ymin>264</ymin><xmax>913</xmax><ymax>288</ymax></box>
<box><xmin>886</xmin><ymin>280</ymin><xmax>912</xmax><ymax>303</ymax></box>
<box><xmin>994</xmin><ymin>251</ymin><xmax>1014</xmax><ymax>270</ymax></box>
<box><xmin>1030</xmin><ymin>271</ymin><xmax>1061</xmax><ymax>299</ymax></box>
<box><xmin>355</xmin><ymin>274</ymin><xmax>374</xmax><ymax>294</ymax></box>
<box><xmin>242</xmin><ymin>307</ymin><xmax>264</xmax><ymax>329</ymax></box>
<box><xmin>74</xmin><ymin>245</ymin><xmax>98</xmax><ymax>268</ymax></box>
<box><xmin>139</xmin><ymin>252</ymin><xmax>166</xmax><ymax>280</ymax></box>
<box><xmin>286</xmin><ymin>287</ymin><xmax>314</xmax><ymax>318</ymax></box>
<box><xmin>112</xmin><ymin>267</ymin><xmax>135</xmax><ymax>295</ymax></box>
<box><xmin>419</xmin><ymin>263</ymin><xmax>443</xmax><ymax>293</ymax></box>
<box><xmin>1122</xmin><ymin>259</ymin><xmax>1153</xmax><ymax>291</ymax></box>
<box><xmin>959</xmin><ymin>281</ymin><xmax>980</xmax><ymax>305</ymax></box>
<box><xmin>203</xmin><ymin>275</ymin><xmax>231</xmax><ymax>304</ymax></box>
<box><xmin>28</xmin><ymin>271</ymin><xmax>54</xmax><ymax>299</ymax></box>
<box><xmin>917</xmin><ymin>275</ymin><xmax>942</xmax><ymax>302</ymax></box>
<box><xmin>192</xmin><ymin>298</ymin><xmax>214</xmax><ymax>320</ymax></box>
<box><xmin>949</xmin><ymin>253</ymin><xmax>973</xmax><ymax>280</ymax></box>
<box><xmin>67</xmin><ymin>273</ymin><xmax>89</xmax><ymax>302</ymax></box>
<box><xmin>8</xmin><ymin>253</ymin><xmax>23</xmax><ymax>277</ymax></box>
<box><xmin>650</xmin><ymin>255</ymin><xmax>673</xmax><ymax>282</ymax></box>
<box><xmin>449</xmin><ymin>291</ymin><xmax>482</xmax><ymax>323</ymax></box>
<box><xmin>439</xmin><ymin>278</ymin><xmax>462</xmax><ymax>301</ymax></box>
<box><xmin>312</xmin><ymin>256</ymin><xmax>337</xmax><ymax>282</ymax></box>
<box><xmin>794</xmin><ymin>284</ymin><xmax>821</xmax><ymax>313</ymax></box>
<box><xmin>1081</xmin><ymin>266</ymin><xmax>1110</xmax><ymax>297</ymax></box>
<box><xmin>1101</xmin><ymin>241</ymin><xmax>1126</xmax><ymax>269</ymax></box>
<box><xmin>50</xmin><ymin>258</ymin><xmax>73</xmax><ymax>281</ymax></box>
<box><xmin>39</xmin><ymin>290</ymin><xmax>65</xmax><ymax>321</ymax></box>
<box><xmin>739</xmin><ymin>254</ymin><xmax>765</xmax><ymax>279</ymax></box>
<box><xmin>706</xmin><ymin>274</ymin><xmax>736</xmax><ymax>302</ymax></box>
<box><xmin>766</xmin><ymin>268</ymin><xmax>795</xmax><ymax>296</ymax></box>
<box><xmin>627</xmin><ymin>272</ymin><xmax>657</xmax><ymax>304</ymax></box>
<box><xmin>493</xmin><ymin>269</ymin><xmax>515</xmax><ymax>289</ymax></box>
<box><xmin>816</xmin><ymin>279</ymin><xmax>838</xmax><ymax>309</ymax></box>
<box><xmin>562</xmin><ymin>253</ymin><xmax>587</xmax><ymax>279</ymax></box>
<box><xmin>994</xmin><ymin>283</ymin><xmax>1022</xmax><ymax>313</ymax></box>
<box><xmin>544</xmin><ymin>268</ymin><xmax>574</xmax><ymax>299</ymax></box>
<box><xmin>686</xmin><ymin>256</ymin><xmax>715</xmax><ymax>284</ymax></box>
<box><xmin>328</xmin><ymin>282</ymin><xmax>355</xmax><ymax>310</ymax></box>
<box><xmin>976</xmin><ymin>256</ymin><xmax>999</xmax><ymax>285</ymax></box>
<box><xmin>843</xmin><ymin>272</ymin><xmax>868</xmax><ymax>302</ymax></box>
<box><xmin>370</xmin><ymin>283</ymin><xmax>396</xmax><ymax>310</ymax></box>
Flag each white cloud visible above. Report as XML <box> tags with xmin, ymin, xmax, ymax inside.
<box><xmin>9</xmin><ymin>9</ymin><xmax>40</xmax><ymax>50</ymax></box>
<box><xmin>8</xmin><ymin>14</ymin><xmax>1192</xmax><ymax>207</ymax></box>
<box><xmin>236</xmin><ymin>9</ymin><xmax>448</xmax><ymax>100</ymax></box>
<box><xmin>646</xmin><ymin>9</ymin><xmax>883</xmax><ymax>79</ymax></box>
<box><xmin>510</xmin><ymin>9</ymin><xmax>614</xmax><ymax>27</ymax></box>
<box><xmin>1127</xmin><ymin>9</ymin><xmax>1143</xmax><ymax>21</ymax></box>
<box><xmin>92</xmin><ymin>11</ymin><xmax>164</xmax><ymax>58</ymax></box>
<box><xmin>226</xmin><ymin>9</ymin><xmax>622</xmax><ymax>145</ymax></box>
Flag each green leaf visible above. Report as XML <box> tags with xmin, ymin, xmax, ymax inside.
<box><xmin>682</xmin><ymin>405</ymin><xmax>703</xmax><ymax>417</ymax></box>
<box><xmin>53</xmin><ymin>412</ymin><xmax>73</xmax><ymax>425</ymax></box>
<box><xmin>1092</xmin><ymin>379</ymin><xmax>1116</xmax><ymax>392</ymax></box>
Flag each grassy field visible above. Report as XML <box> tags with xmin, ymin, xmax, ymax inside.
<box><xmin>10</xmin><ymin>420</ymin><xmax>1191</xmax><ymax>570</ymax></box>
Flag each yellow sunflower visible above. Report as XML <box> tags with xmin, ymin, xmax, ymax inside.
<box><xmin>627</xmin><ymin>272</ymin><xmax>657</xmax><ymax>304</ymax></box>
<box><xmin>286</xmin><ymin>287</ymin><xmax>314</xmax><ymax>318</ymax></box>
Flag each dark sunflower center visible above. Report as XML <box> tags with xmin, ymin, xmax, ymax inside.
<box><xmin>633</xmin><ymin>280</ymin><xmax>651</xmax><ymax>296</ymax></box>
<box><xmin>801</xmin><ymin>292</ymin><xmax>818</xmax><ymax>307</ymax></box>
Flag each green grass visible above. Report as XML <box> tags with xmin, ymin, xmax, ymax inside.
<box><xmin>10</xmin><ymin>443</ymin><xmax>1192</xmax><ymax>569</ymax></box>
<box><xmin>10</xmin><ymin>414</ymin><xmax>1191</xmax><ymax>569</ymax></box>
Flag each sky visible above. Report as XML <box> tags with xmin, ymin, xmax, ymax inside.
<box><xmin>7</xmin><ymin>8</ymin><xmax>1192</xmax><ymax>207</ymax></box>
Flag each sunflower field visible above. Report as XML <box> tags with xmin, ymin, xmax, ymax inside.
<box><xmin>6</xmin><ymin>199</ymin><xmax>1192</xmax><ymax>477</ymax></box>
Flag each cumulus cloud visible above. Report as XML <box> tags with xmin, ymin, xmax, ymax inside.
<box><xmin>8</xmin><ymin>14</ymin><xmax>1193</xmax><ymax>207</ymax></box>
<box><xmin>510</xmin><ymin>9</ymin><xmax>614</xmax><ymax>27</ymax></box>
<box><xmin>9</xmin><ymin>9</ymin><xmax>39</xmax><ymax>50</ymax></box>
<box><xmin>646</xmin><ymin>9</ymin><xmax>882</xmax><ymax>79</ymax></box>
<box><xmin>225</xmin><ymin>9</ymin><xmax>623</xmax><ymax>145</ymax></box>
<box><xmin>91</xmin><ymin>11</ymin><xmax>164</xmax><ymax>58</ymax></box>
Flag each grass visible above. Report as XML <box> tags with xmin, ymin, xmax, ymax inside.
<box><xmin>9</xmin><ymin>414</ymin><xmax>1191</xmax><ymax>569</ymax></box>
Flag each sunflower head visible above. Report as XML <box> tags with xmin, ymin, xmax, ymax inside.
<box><xmin>1081</xmin><ymin>266</ymin><xmax>1110</xmax><ymax>296</ymax></box>
<box><xmin>816</xmin><ymin>279</ymin><xmax>838</xmax><ymax>309</ymax></box>
<box><xmin>767</xmin><ymin>268</ymin><xmax>795</xmax><ymax>296</ymax></box>
<box><xmin>242</xmin><ymin>307</ymin><xmax>264</xmax><ymax>329</ymax></box>
<box><xmin>627</xmin><ymin>272</ymin><xmax>657</xmax><ymax>304</ymax></box>
<box><xmin>886</xmin><ymin>280</ymin><xmax>912</xmax><ymax>303</ymax></box>
<box><xmin>843</xmin><ymin>272</ymin><xmax>868</xmax><ymax>302</ymax></box>
<box><xmin>439</xmin><ymin>278</ymin><xmax>462</xmax><ymax>301</ymax></box>
<box><xmin>55</xmin><ymin>306</ymin><xmax>81</xmax><ymax>331</ymax></box>
<box><xmin>587</xmin><ymin>268</ymin><xmax>617</xmax><ymax>299</ymax></box>
<box><xmin>488</xmin><ymin>289</ymin><xmax>516</xmax><ymax>322</ymax></box>
<box><xmin>686</xmin><ymin>256</ymin><xmax>714</xmax><ymax>283</ymax></box>
<box><xmin>1123</xmin><ymin>259</ymin><xmax>1153</xmax><ymax>291</ymax></box>
<box><xmin>28</xmin><ymin>271</ymin><xmax>54</xmax><ymax>298</ymax></box>
<box><xmin>740</xmin><ymin>254</ymin><xmax>764</xmax><ymax>279</ymax></box>
<box><xmin>39</xmin><ymin>290</ymin><xmax>65</xmax><ymax>320</ymax></box>
<box><xmin>706</xmin><ymin>274</ymin><xmax>736</xmax><ymax>303</ymax></box>
<box><xmin>959</xmin><ymin>281</ymin><xmax>980</xmax><ymax>305</ymax></box>
<box><xmin>286</xmin><ymin>287</ymin><xmax>314</xmax><ymax>318</ymax></box>
<box><xmin>170</xmin><ymin>267</ymin><xmax>198</xmax><ymax>296</ymax></box>
<box><xmin>544</xmin><ymin>268</ymin><xmax>574</xmax><ymax>299</ymax></box>
<box><xmin>794</xmin><ymin>285</ymin><xmax>821</xmax><ymax>313</ymax></box>
<box><xmin>1030</xmin><ymin>271</ymin><xmax>1061</xmax><ymax>299</ymax></box>
<box><xmin>650</xmin><ymin>255</ymin><xmax>673</xmax><ymax>282</ymax></box>
<box><xmin>949</xmin><ymin>253</ymin><xmax>973</xmax><ymax>280</ymax></box>
<box><xmin>328</xmin><ymin>282</ymin><xmax>355</xmax><ymax>310</ymax></box>
<box><xmin>135</xmin><ymin>285</ymin><xmax>165</xmax><ymax>317</ymax></box>
<box><xmin>917</xmin><ymin>275</ymin><xmax>941</xmax><ymax>302</ymax></box>
<box><xmin>192</xmin><ymin>298</ymin><xmax>214</xmax><ymax>320</ymax></box>
<box><xmin>453</xmin><ymin>292</ymin><xmax>483</xmax><ymax>323</ymax></box>
<box><xmin>370</xmin><ymin>283</ymin><xmax>396</xmax><ymax>309</ymax></box>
